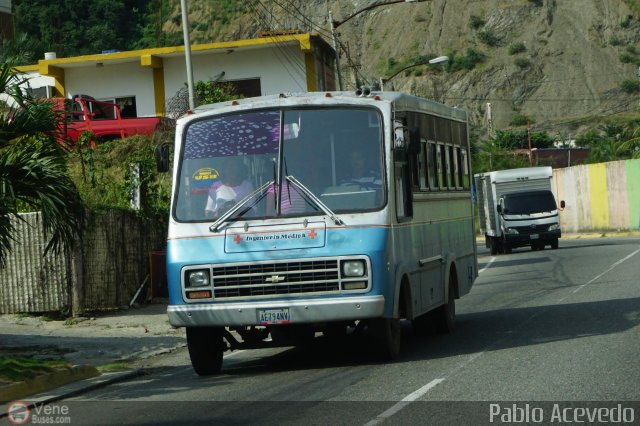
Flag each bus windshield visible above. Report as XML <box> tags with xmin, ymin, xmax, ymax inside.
<box><xmin>174</xmin><ymin>107</ymin><xmax>385</xmax><ymax>222</ymax></box>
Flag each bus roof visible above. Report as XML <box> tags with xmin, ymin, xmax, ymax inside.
<box><xmin>190</xmin><ymin>91</ymin><xmax>467</xmax><ymax>123</ymax></box>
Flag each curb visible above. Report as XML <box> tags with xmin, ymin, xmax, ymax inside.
<box><xmin>0</xmin><ymin>369</ymin><xmax>144</xmax><ymax>417</ymax></box>
<box><xmin>0</xmin><ymin>365</ymin><xmax>99</xmax><ymax>403</ymax></box>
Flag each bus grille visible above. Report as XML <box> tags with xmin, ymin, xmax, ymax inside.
<box><xmin>212</xmin><ymin>259</ymin><xmax>340</xmax><ymax>298</ymax></box>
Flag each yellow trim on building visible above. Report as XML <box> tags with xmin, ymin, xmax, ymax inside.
<box><xmin>304</xmin><ymin>52</ymin><xmax>317</xmax><ymax>91</ymax></box>
<box><xmin>141</xmin><ymin>54</ymin><xmax>163</xmax><ymax>68</ymax></box>
<box><xmin>37</xmin><ymin>63</ymin><xmax>65</xmax><ymax>97</ymax></box>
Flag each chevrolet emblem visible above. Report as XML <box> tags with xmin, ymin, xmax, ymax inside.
<box><xmin>265</xmin><ymin>275</ymin><xmax>285</xmax><ymax>283</ymax></box>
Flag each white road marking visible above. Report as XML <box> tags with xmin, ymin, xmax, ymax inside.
<box><xmin>362</xmin><ymin>378</ymin><xmax>445</xmax><ymax>426</ymax></box>
<box><xmin>361</xmin><ymin>245</ymin><xmax>640</xmax><ymax>425</ymax></box>
<box><xmin>479</xmin><ymin>256</ymin><xmax>496</xmax><ymax>274</ymax></box>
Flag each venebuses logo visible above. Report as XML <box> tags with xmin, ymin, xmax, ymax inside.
<box><xmin>7</xmin><ymin>401</ymin><xmax>30</xmax><ymax>425</ymax></box>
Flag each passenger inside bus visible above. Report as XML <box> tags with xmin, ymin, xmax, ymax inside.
<box><xmin>340</xmin><ymin>147</ymin><xmax>382</xmax><ymax>188</ymax></box>
<box><xmin>204</xmin><ymin>160</ymin><xmax>254</xmax><ymax>218</ymax></box>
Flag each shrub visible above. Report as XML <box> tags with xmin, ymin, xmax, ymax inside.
<box><xmin>469</xmin><ymin>15</ymin><xmax>485</xmax><ymax>30</ymax></box>
<box><xmin>619</xmin><ymin>52</ymin><xmax>634</xmax><ymax>63</ymax></box>
<box><xmin>620</xmin><ymin>79</ymin><xmax>640</xmax><ymax>94</ymax></box>
<box><xmin>514</xmin><ymin>58</ymin><xmax>530</xmax><ymax>69</ymax></box>
<box><xmin>450</xmin><ymin>48</ymin><xmax>485</xmax><ymax>71</ymax></box>
<box><xmin>621</xmin><ymin>15</ymin><xmax>632</xmax><ymax>28</ymax></box>
<box><xmin>508</xmin><ymin>42</ymin><xmax>526</xmax><ymax>55</ymax></box>
<box><xmin>478</xmin><ymin>29</ymin><xmax>500</xmax><ymax>47</ymax></box>
<box><xmin>510</xmin><ymin>114</ymin><xmax>532</xmax><ymax>126</ymax></box>
<box><xmin>610</xmin><ymin>36</ymin><xmax>623</xmax><ymax>46</ymax></box>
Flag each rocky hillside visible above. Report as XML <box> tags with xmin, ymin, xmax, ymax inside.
<box><xmin>165</xmin><ymin>0</ymin><xmax>640</xmax><ymax>138</ymax></box>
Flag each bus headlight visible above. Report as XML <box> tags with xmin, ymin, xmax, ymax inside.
<box><xmin>187</xmin><ymin>270</ymin><xmax>210</xmax><ymax>287</ymax></box>
<box><xmin>342</xmin><ymin>260</ymin><xmax>366</xmax><ymax>277</ymax></box>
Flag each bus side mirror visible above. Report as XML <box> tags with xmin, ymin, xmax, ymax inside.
<box><xmin>155</xmin><ymin>143</ymin><xmax>170</xmax><ymax>173</ymax></box>
<box><xmin>560</xmin><ymin>200</ymin><xmax>565</xmax><ymax>209</ymax></box>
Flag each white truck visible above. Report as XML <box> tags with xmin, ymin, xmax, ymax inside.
<box><xmin>474</xmin><ymin>167</ymin><xmax>565</xmax><ymax>255</ymax></box>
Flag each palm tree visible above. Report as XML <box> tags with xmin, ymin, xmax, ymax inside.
<box><xmin>0</xmin><ymin>57</ymin><xmax>84</xmax><ymax>267</ymax></box>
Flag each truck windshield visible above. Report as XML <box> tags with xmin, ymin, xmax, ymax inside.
<box><xmin>173</xmin><ymin>107</ymin><xmax>384</xmax><ymax>222</ymax></box>
<box><xmin>503</xmin><ymin>190</ymin><xmax>557</xmax><ymax>214</ymax></box>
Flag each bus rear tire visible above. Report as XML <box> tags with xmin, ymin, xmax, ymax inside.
<box><xmin>186</xmin><ymin>326</ymin><xmax>224</xmax><ymax>376</ymax></box>
<box><xmin>370</xmin><ymin>318</ymin><xmax>401</xmax><ymax>360</ymax></box>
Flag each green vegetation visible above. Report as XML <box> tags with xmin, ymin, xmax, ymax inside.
<box><xmin>1</xmin><ymin>58</ymin><xmax>85</xmax><ymax>267</ymax></box>
<box><xmin>473</xmin><ymin>129</ymin><xmax>554</xmax><ymax>173</ymax></box>
<box><xmin>0</xmin><ymin>356</ymin><xmax>71</xmax><ymax>382</ymax></box>
<box><xmin>575</xmin><ymin>122</ymin><xmax>640</xmax><ymax>162</ymax></box>
<box><xmin>620</xmin><ymin>79</ymin><xmax>640</xmax><ymax>94</ymax></box>
<box><xmin>514</xmin><ymin>58</ymin><xmax>531</xmax><ymax>69</ymax></box>
<box><xmin>195</xmin><ymin>81</ymin><xmax>242</xmax><ymax>106</ymax></box>
<box><xmin>508</xmin><ymin>42</ymin><xmax>527</xmax><ymax>55</ymax></box>
<box><xmin>510</xmin><ymin>114</ymin><xmax>534</xmax><ymax>126</ymax></box>
<box><xmin>68</xmin><ymin>132</ymin><xmax>173</xmax><ymax>218</ymax></box>
<box><xmin>478</xmin><ymin>29</ymin><xmax>500</xmax><ymax>47</ymax></box>
<box><xmin>469</xmin><ymin>15</ymin><xmax>485</xmax><ymax>30</ymax></box>
<box><xmin>448</xmin><ymin>48</ymin><xmax>485</xmax><ymax>71</ymax></box>
<box><xmin>97</xmin><ymin>362</ymin><xmax>129</xmax><ymax>373</ymax></box>
<box><xmin>13</xmin><ymin>0</ymin><xmax>148</xmax><ymax>58</ymax></box>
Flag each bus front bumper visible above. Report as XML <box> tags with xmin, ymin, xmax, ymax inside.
<box><xmin>167</xmin><ymin>295</ymin><xmax>386</xmax><ymax>327</ymax></box>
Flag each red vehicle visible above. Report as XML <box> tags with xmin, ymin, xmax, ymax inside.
<box><xmin>51</xmin><ymin>96</ymin><xmax>164</xmax><ymax>143</ymax></box>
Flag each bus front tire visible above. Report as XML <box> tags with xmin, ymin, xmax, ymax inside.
<box><xmin>370</xmin><ymin>318</ymin><xmax>401</xmax><ymax>360</ymax></box>
<box><xmin>186</xmin><ymin>326</ymin><xmax>224</xmax><ymax>376</ymax></box>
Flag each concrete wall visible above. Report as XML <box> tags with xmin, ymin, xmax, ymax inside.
<box><xmin>554</xmin><ymin>159</ymin><xmax>640</xmax><ymax>233</ymax></box>
<box><xmin>0</xmin><ymin>211</ymin><xmax>166</xmax><ymax>314</ymax></box>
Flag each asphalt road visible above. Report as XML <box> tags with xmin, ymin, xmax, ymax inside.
<box><xmin>52</xmin><ymin>237</ymin><xmax>640</xmax><ymax>425</ymax></box>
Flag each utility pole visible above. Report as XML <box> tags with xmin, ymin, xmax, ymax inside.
<box><xmin>328</xmin><ymin>11</ymin><xmax>344</xmax><ymax>90</ymax></box>
<box><xmin>486</xmin><ymin>103</ymin><xmax>493</xmax><ymax>138</ymax></box>
<box><xmin>527</xmin><ymin>120</ymin><xmax>533</xmax><ymax>166</ymax></box>
<box><xmin>180</xmin><ymin>0</ymin><xmax>196</xmax><ymax>110</ymax></box>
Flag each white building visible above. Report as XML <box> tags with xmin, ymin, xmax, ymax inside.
<box><xmin>17</xmin><ymin>32</ymin><xmax>336</xmax><ymax>118</ymax></box>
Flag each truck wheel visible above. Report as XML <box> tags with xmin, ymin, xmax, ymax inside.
<box><xmin>551</xmin><ymin>238</ymin><xmax>559</xmax><ymax>249</ymax></box>
<box><xmin>490</xmin><ymin>239</ymin><xmax>499</xmax><ymax>255</ymax></box>
<box><xmin>502</xmin><ymin>238</ymin><xmax>512</xmax><ymax>254</ymax></box>
<box><xmin>434</xmin><ymin>274</ymin><xmax>456</xmax><ymax>334</ymax></box>
<box><xmin>369</xmin><ymin>318</ymin><xmax>401</xmax><ymax>360</ymax></box>
<box><xmin>186</xmin><ymin>327</ymin><xmax>224</xmax><ymax>376</ymax></box>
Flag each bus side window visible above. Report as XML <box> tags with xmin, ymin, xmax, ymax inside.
<box><xmin>428</xmin><ymin>141</ymin><xmax>437</xmax><ymax>190</ymax></box>
<box><xmin>418</xmin><ymin>139</ymin><xmax>427</xmax><ymax>190</ymax></box>
<box><xmin>436</xmin><ymin>144</ymin><xmax>446</xmax><ymax>189</ymax></box>
<box><xmin>461</xmin><ymin>148</ymin><xmax>470</xmax><ymax>189</ymax></box>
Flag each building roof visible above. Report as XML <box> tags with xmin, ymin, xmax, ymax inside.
<box><xmin>17</xmin><ymin>33</ymin><xmax>331</xmax><ymax>75</ymax></box>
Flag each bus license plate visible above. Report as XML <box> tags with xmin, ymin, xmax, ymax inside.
<box><xmin>530</xmin><ymin>234</ymin><xmax>539</xmax><ymax>240</ymax></box>
<box><xmin>258</xmin><ymin>308</ymin><xmax>290</xmax><ymax>325</ymax></box>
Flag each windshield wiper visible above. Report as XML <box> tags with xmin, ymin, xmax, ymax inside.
<box><xmin>286</xmin><ymin>175</ymin><xmax>344</xmax><ymax>225</ymax></box>
<box><xmin>209</xmin><ymin>180</ymin><xmax>274</xmax><ymax>233</ymax></box>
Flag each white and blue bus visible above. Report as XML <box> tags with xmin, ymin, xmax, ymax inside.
<box><xmin>159</xmin><ymin>90</ymin><xmax>478</xmax><ymax>375</ymax></box>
